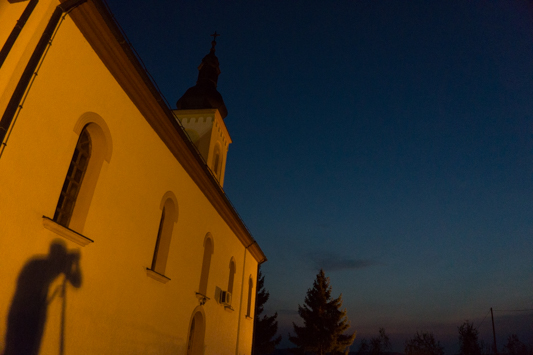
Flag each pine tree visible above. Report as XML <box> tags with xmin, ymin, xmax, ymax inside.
<box><xmin>289</xmin><ymin>269</ymin><xmax>356</xmax><ymax>355</ymax></box>
<box><xmin>252</xmin><ymin>267</ymin><xmax>281</xmax><ymax>355</ymax></box>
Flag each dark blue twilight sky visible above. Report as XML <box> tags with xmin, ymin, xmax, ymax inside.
<box><xmin>104</xmin><ymin>0</ymin><xmax>533</xmax><ymax>352</ymax></box>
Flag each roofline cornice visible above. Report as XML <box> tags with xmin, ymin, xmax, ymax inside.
<box><xmin>60</xmin><ymin>0</ymin><xmax>266</xmax><ymax>263</ymax></box>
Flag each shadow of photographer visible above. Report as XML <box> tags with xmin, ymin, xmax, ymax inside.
<box><xmin>4</xmin><ymin>239</ymin><xmax>82</xmax><ymax>355</ymax></box>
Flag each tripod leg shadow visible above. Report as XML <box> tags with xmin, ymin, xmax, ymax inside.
<box><xmin>4</xmin><ymin>240</ymin><xmax>82</xmax><ymax>355</ymax></box>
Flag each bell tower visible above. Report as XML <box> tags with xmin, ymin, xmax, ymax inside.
<box><xmin>174</xmin><ymin>32</ymin><xmax>231</xmax><ymax>187</ymax></box>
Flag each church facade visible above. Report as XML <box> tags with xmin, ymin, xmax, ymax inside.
<box><xmin>0</xmin><ymin>0</ymin><xmax>266</xmax><ymax>354</ymax></box>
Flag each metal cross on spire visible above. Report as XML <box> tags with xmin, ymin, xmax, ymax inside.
<box><xmin>210</xmin><ymin>31</ymin><xmax>220</xmax><ymax>51</ymax></box>
<box><xmin>211</xmin><ymin>31</ymin><xmax>220</xmax><ymax>41</ymax></box>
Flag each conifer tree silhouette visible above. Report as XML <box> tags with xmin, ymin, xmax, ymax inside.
<box><xmin>252</xmin><ymin>267</ymin><xmax>281</xmax><ymax>355</ymax></box>
<box><xmin>289</xmin><ymin>269</ymin><xmax>355</xmax><ymax>355</ymax></box>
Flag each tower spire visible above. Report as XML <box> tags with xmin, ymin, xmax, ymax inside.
<box><xmin>176</xmin><ymin>32</ymin><xmax>227</xmax><ymax>118</ymax></box>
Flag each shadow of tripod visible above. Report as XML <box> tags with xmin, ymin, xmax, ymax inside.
<box><xmin>4</xmin><ymin>240</ymin><xmax>82</xmax><ymax>355</ymax></box>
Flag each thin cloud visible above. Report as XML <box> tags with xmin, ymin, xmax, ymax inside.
<box><xmin>307</xmin><ymin>251</ymin><xmax>379</xmax><ymax>272</ymax></box>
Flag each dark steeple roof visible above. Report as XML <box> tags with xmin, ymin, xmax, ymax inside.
<box><xmin>176</xmin><ymin>33</ymin><xmax>228</xmax><ymax>119</ymax></box>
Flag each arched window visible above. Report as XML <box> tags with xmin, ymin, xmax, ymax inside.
<box><xmin>227</xmin><ymin>258</ymin><xmax>236</xmax><ymax>296</ymax></box>
<box><xmin>198</xmin><ymin>235</ymin><xmax>213</xmax><ymax>296</ymax></box>
<box><xmin>246</xmin><ymin>276</ymin><xmax>253</xmax><ymax>317</ymax></box>
<box><xmin>52</xmin><ymin>114</ymin><xmax>112</xmax><ymax>233</ymax></box>
<box><xmin>212</xmin><ymin>144</ymin><xmax>221</xmax><ymax>178</ymax></box>
<box><xmin>187</xmin><ymin>309</ymin><xmax>205</xmax><ymax>355</ymax></box>
<box><xmin>151</xmin><ymin>193</ymin><xmax>178</xmax><ymax>275</ymax></box>
<box><xmin>54</xmin><ymin>127</ymin><xmax>91</xmax><ymax>227</ymax></box>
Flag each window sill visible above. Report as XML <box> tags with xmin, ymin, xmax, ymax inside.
<box><xmin>224</xmin><ymin>305</ymin><xmax>234</xmax><ymax>312</ymax></box>
<box><xmin>42</xmin><ymin>216</ymin><xmax>94</xmax><ymax>246</ymax></box>
<box><xmin>196</xmin><ymin>292</ymin><xmax>210</xmax><ymax>305</ymax></box>
<box><xmin>246</xmin><ymin>315</ymin><xmax>253</xmax><ymax>320</ymax></box>
<box><xmin>146</xmin><ymin>268</ymin><xmax>170</xmax><ymax>283</ymax></box>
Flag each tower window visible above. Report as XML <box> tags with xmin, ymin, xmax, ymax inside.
<box><xmin>213</xmin><ymin>145</ymin><xmax>221</xmax><ymax>177</ymax></box>
<box><xmin>54</xmin><ymin>127</ymin><xmax>91</xmax><ymax>227</ymax></box>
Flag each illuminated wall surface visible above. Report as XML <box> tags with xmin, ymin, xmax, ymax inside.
<box><xmin>0</xmin><ymin>0</ymin><xmax>265</xmax><ymax>353</ymax></box>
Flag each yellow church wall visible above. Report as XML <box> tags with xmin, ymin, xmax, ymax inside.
<box><xmin>237</xmin><ymin>249</ymin><xmax>258</xmax><ymax>355</ymax></box>
<box><xmin>0</xmin><ymin>1</ymin><xmax>26</xmax><ymax>49</ymax></box>
<box><xmin>0</xmin><ymin>0</ymin><xmax>56</xmax><ymax>114</ymax></box>
<box><xmin>0</xmin><ymin>2</ymin><xmax>260</xmax><ymax>353</ymax></box>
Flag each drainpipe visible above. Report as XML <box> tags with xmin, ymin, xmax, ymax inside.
<box><xmin>0</xmin><ymin>0</ymin><xmax>39</xmax><ymax>69</ymax></box>
<box><xmin>0</xmin><ymin>0</ymin><xmax>87</xmax><ymax>152</ymax></box>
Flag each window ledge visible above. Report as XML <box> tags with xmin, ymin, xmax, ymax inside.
<box><xmin>196</xmin><ymin>292</ymin><xmax>210</xmax><ymax>305</ymax></box>
<box><xmin>224</xmin><ymin>305</ymin><xmax>234</xmax><ymax>312</ymax></box>
<box><xmin>245</xmin><ymin>315</ymin><xmax>253</xmax><ymax>320</ymax></box>
<box><xmin>146</xmin><ymin>268</ymin><xmax>170</xmax><ymax>283</ymax></box>
<box><xmin>42</xmin><ymin>216</ymin><xmax>93</xmax><ymax>246</ymax></box>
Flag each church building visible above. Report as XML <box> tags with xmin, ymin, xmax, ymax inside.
<box><xmin>0</xmin><ymin>0</ymin><xmax>266</xmax><ymax>354</ymax></box>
